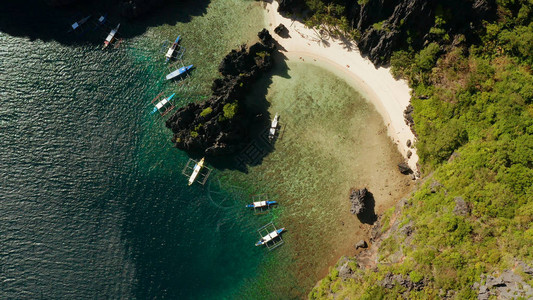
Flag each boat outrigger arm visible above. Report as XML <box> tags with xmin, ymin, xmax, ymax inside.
<box><xmin>188</xmin><ymin>157</ymin><xmax>205</xmax><ymax>186</ymax></box>
<box><xmin>103</xmin><ymin>23</ymin><xmax>120</xmax><ymax>49</ymax></box>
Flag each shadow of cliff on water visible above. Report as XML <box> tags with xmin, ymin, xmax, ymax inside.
<box><xmin>205</xmin><ymin>51</ymin><xmax>291</xmax><ymax>173</ymax></box>
<box><xmin>357</xmin><ymin>190</ymin><xmax>377</xmax><ymax>225</ymax></box>
<box><xmin>0</xmin><ymin>0</ymin><xmax>209</xmax><ymax>45</ymax></box>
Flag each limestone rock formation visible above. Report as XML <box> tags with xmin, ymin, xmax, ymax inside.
<box><xmin>166</xmin><ymin>29</ymin><xmax>275</xmax><ymax>157</ymax></box>
<box><xmin>349</xmin><ymin>188</ymin><xmax>368</xmax><ymax>215</ymax></box>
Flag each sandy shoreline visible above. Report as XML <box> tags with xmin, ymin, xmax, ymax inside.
<box><xmin>263</xmin><ymin>1</ymin><xmax>419</xmax><ymax>171</ymax></box>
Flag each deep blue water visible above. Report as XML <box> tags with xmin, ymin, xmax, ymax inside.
<box><xmin>0</xmin><ymin>18</ymin><xmax>267</xmax><ymax>299</ymax></box>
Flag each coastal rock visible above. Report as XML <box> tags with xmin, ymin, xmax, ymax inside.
<box><xmin>406</xmin><ymin>150</ymin><xmax>412</xmax><ymax>158</ymax></box>
<box><xmin>166</xmin><ymin>30</ymin><xmax>276</xmax><ymax>158</ymax></box>
<box><xmin>349</xmin><ymin>188</ymin><xmax>368</xmax><ymax>215</ymax></box>
<box><xmin>406</xmin><ymin>139</ymin><xmax>411</xmax><ymax>147</ymax></box>
<box><xmin>403</xmin><ymin>104</ymin><xmax>415</xmax><ymax>134</ymax></box>
<box><xmin>453</xmin><ymin>196</ymin><xmax>470</xmax><ymax>216</ymax></box>
<box><xmin>397</xmin><ymin>162</ymin><xmax>412</xmax><ymax>175</ymax></box>
<box><xmin>274</xmin><ymin>23</ymin><xmax>289</xmax><ymax>37</ymax></box>
<box><xmin>336</xmin><ymin>257</ymin><xmax>356</xmax><ymax>280</ymax></box>
<box><xmin>355</xmin><ymin>240</ymin><xmax>368</xmax><ymax>249</ymax></box>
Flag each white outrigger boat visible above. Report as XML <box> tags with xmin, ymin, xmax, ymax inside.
<box><xmin>102</xmin><ymin>23</ymin><xmax>120</xmax><ymax>49</ymax></box>
<box><xmin>150</xmin><ymin>93</ymin><xmax>175</xmax><ymax>116</ymax></box>
<box><xmin>246</xmin><ymin>200</ymin><xmax>277</xmax><ymax>209</ymax></box>
<box><xmin>68</xmin><ymin>15</ymin><xmax>91</xmax><ymax>33</ymax></box>
<box><xmin>188</xmin><ymin>157</ymin><xmax>205</xmax><ymax>186</ymax></box>
<box><xmin>255</xmin><ymin>228</ymin><xmax>285</xmax><ymax>246</ymax></box>
<box><xmin>268</xmin><ymin>113</ymin><xmax>279</xmax><ymax>140</ymax></box>
<box><xmin>165</xmin><ymin>35</ymin><xmax>181</xmax><ymax>63</ymax></box>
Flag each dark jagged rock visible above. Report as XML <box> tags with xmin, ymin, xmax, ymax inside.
<box><xmin>355</xmin><ymin>240</ymin><xmax>368</xmax><ymax>249</ymax></box>
<box><xmin>398</xmin><ymin>162</ymin><xmax>412</xmax><ymax>174</ymax></box>
<box><xmin>274</xmin><ymin>23</ymin><xmax>289</xmax><ymax>37</ymax></box>
<box><xmin>349</xmin><ymin>188</ymin><xmax>368</xmax><ymax>215</ymax></box>
<box><xmin>404</xmin><ymin>104</ymin><xmax>415</xmax><ymax>134</ymax></box>
<box><xmin>166</xmin><ymin>30</ymin><xmax>276</xmax><ymax>157</ymax></box>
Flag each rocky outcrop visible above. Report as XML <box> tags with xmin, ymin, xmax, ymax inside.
<box><xmin>166</xmin><ymin>29</ymin><xmax>276</xmax><ymax>157</ymax></box>
<box><xmin>274</xmin><ymin>23</ymin><xmax>289</xmax><ymax>37</ymax></box>
<box><xmin>349</xmin><ymin>188</ymin><xmax>368</xmax><ymax>215</ymax></box>
<box><xmin>453</xmin><ymin>196</ymin><xmax>470</xmax><ymax>216</ymax></box>
<box><xmin>355</xmin><ymin>240</ymin><xmax>368</xmax><ymax>249</ymax></box>
<box><xmin>397</xmin><ymin>162</ymin><xmax>412</xmax><ymax>174</ymax></box>
<box><xmin>474</xmin><ymin>270</ymin><xmax>533</xmax><ymax>300</ymax></box>
<box><xmin>380</xmin><ymin>272</ymin><xmax>426</xmax><ymax>291</ymax></box>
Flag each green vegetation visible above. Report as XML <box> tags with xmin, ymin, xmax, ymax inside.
<box><xmin>256</xmin><ymin>51</ymin><xmax>270</xmax><ymax>59</ymax></box>
<box><xmin>200</xmin><ymin>107</ymin><xmax>213</xmax><ymax>117</ymax></box>
<box><xmin>310</xmin><ymin>0</ymin><xmax>533</xmax><ymax>298</ymax></box>
<box><xmin>223</xmin><ymin>101</ymin><xmax>239</xmax><ymax>119</ymax></box>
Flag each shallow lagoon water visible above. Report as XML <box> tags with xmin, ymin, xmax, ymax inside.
<box><xmin>0</xmin><ymin>1</ymin><xmax>409</xmax><ymax>299</ymax></box>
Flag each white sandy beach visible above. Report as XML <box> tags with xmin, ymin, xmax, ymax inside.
<box><xmin>264</xmin><ymin>1</ymin><xmax>419</xmax><ymax>171</ymax></box>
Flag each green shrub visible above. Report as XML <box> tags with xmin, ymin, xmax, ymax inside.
<box><xmin>200</xmin><ymin>107</ymin><xmax>213</xmax><ymax>117</ymax></box>
<box><xmin>223</xmin><ymin>101</ymin><xmax>239</xmax><ymax>119</ymax></box>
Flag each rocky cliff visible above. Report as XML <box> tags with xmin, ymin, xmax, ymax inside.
<box><xmin>276</xmin><ymin>0</ymin><xmax>496</xmax><ymax>66</ymax></box>
<box><xmin>165</xmin><ymin>29</ymin><xmax>275</xmax><ymax>157</ymax></box>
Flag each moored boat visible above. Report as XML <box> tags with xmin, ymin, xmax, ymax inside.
<box><xmin>165</xmin><ymin>35</ymin><xmax>181</xmax><ymax>63</ymax></box>
<box><xmin>255</xmin><ymin>228</ymin><xmax>285</xmax><ymax>246</ymax></box>
<box><xmin>188</xmin><ymin>157</ymin><xmax>205</xmax><ymax>186</ymax></box>
<box><xmin>151</xmin><ymin>93</ymin><xmax>175</xmax><ymax>115</ymax></box>
<box><xmin>166</xmin><ymin>64</ymin><xmax>193</xmax><ymax>80</ymax></box>
<box><xmin>246</xmin><ymin>200</ymin><xmax>277</xmax><ymax>208</ymax></box>
<box><xmin>102</xmin><ymin>23</ymin><xmax>120</xmax><ymax>49</ymax></box>
<box><xmin>269</xmin><ymin>113</ymin><xmax>279</xmax><ymax>139</ymax></box>
<box><xmin>68</xmin><ymin>15</ymin><xmax>91</xmax><ymax>32</ymax></box>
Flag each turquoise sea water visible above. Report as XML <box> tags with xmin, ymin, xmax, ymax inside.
<box><xmin>0</xmin><ymin>1</ymin><xmax>408</xmax><ymax>298</ymax></box>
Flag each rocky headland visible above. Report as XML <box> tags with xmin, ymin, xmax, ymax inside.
<box><xmin>165</xmin><ymin>29</ymin><xmax>276</xmax><ymax>157</ymax></box>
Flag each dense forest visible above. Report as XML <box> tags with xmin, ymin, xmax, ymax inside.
<box><xmin>296</xmin><ymin>0</ymin><xmax>533</xmax><ymax>298</ymax></box>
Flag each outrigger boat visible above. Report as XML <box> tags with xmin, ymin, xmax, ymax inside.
<box><xmin>268</xmin><ymin>113</ymin><xmax>279</xmax><ymax>140</ymax></box>
<box><xmin>165</xmin><ymin>35</ymin><xmax>181</xmax><ymax>63</ymax></box>
<box><xmin>166</xmin><ymin>64</ymin><xmax>193</xmax><ymax>80</ymax></box>
<box><xmin>188</xmin><ymin>157</ymin><xmax>205</xmax><ymax>186</ymax></box>
<box><xmin>150</xmin><ymin>93</ymin><xmax>175</xmax><ymax>115</ymax></box>
<box><xmin>255</xmin><ymin>228</ymin><xmax>285</xmax><ymax>246</ymax></box>
<box><xmin>246</xmin><ymin>200</ymin><xmax>277</xmax><ymax>209</ymax></box>
<box><xmin>68</xmin><ymin>15</ymin><xmax>91</xmax><ymax>33</ymax></box>
<box><xmin>102</xmin><ymin>23</ymin><xmax>120</xmax><ymax>50</ymax></box>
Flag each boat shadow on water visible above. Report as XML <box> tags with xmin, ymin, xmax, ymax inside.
<box><xmin>203</xmin><ymin>52</ymin><xmax>291</xmax><ymax>173</ymax></box>
<box><xmin>0</xmin><ymin>0</ymin><xmax>210</xmax><ymax>45</ymax></box>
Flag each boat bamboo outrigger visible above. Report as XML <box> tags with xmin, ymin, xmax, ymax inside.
<box><xmin>150</xmin><ymin>92</ymin><xmax>176</xmax><ymax>116</ymax></box>
<box><xmin>165</xmin><ymin>35</ymin><xmax>181</xmax><ymax>63</ymax></box>
<box><xmin>102</xmin><ymin>23</ymin><xmax>120</xmax><ymax>50</ymax></box>
<box><xmin>68</xmin><ymin>15</ymin><xmax>91</xmax><ymax>33</ymax></box>
<box><xmin>182</xmin><ymin>158</ymin><xmax>212</xmax><ymax>186</ymax></box>
<box><xmin>247</xmin><ymin>194</ymin><xmax>277</xmax><ymax>214</ymax></box>
<box><xmin>268</xmin><ymin>113</ymin><xmax>280</xmax><ymax>140</ymax></box>
<box><xmin>255</xmin><ymin>222</ymin><xmax>285</xmax><ymax>250</ymax></box>
<box><xmin>166</xmin><ymin>64</ymin><xmax>193</xmax><ymax>80</ymax></box>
